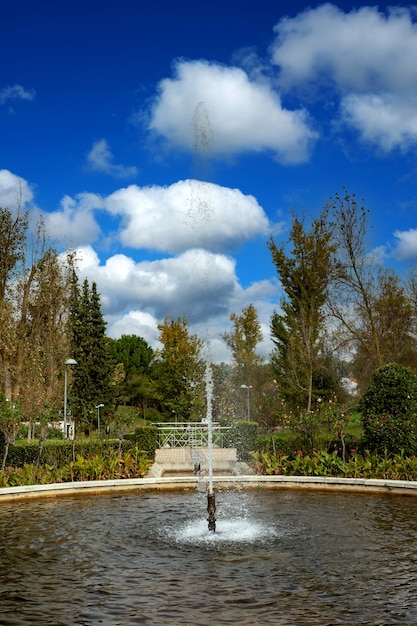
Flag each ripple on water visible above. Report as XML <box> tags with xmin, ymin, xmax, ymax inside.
<box><xmin>0</xmin><ymin>489</ymin><xmax>417</xmax><ymax>624</ymax></box>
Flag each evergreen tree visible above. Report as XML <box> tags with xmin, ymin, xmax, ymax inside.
<box><xmin>68</xmin><ymin>277</ymin><xmax>113</xmax><ymax>431</ymax></box>
<box><xmin>268</xmin><ymin>210</ymin><xmax>338</xmax><ymax>412</ymax></box>
<box><xmin>107</xmin><ymin>334</ymin><xmax>154</xmax><ymax>378</ymax></box>
<box><xmin>107</xmin><ymin>334</ymin><xmax>155</xmax><ymax>410</ymax></box>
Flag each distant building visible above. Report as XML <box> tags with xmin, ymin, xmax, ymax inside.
<box><xmin>53</xmin><ymin>419</ymin><xmax>75</xmax><ymax>440</ymax></box>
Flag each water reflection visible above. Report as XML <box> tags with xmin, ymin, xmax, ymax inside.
<box><xmin>0</xmin><ymin>489</ymin><xmax>417</xmax><ymax>624</ymax></box>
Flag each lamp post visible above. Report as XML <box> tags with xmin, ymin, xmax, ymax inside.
<box><xmin>240</xmin><ymin>384</ymin><xmax>251</xmax><ymax>420</ymax></box>
<box><xmin>95</xmin><ymin>403</ymin><xmax>104</xmax><ymax>438</ymax></box>
<box><xmin>64</xmin><ymin>358</ymin><xmax>77</xmax><ymax>439</ymax></box>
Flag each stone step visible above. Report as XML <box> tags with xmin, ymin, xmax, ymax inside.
<box><xmin>148</xmin><ymin>447</ymin><xmax>252</xmax><ymax>478</ymax></box>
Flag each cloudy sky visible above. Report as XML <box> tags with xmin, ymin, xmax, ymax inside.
<box><xmin>2</xmin><ymin>0</ymin><xmax>417</xmax><ymax>362</ymax></box>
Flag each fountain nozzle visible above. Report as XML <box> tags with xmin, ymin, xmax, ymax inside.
<box><xmin>207</xmin><ymin>492</ymin><xmax>216</xmax><ymax>532</ymax></box>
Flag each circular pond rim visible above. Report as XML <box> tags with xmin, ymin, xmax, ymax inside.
<box><xmin>1</xmin><ymin>474</ymin><xmax>417</xmax><ymax>502</ymax></box>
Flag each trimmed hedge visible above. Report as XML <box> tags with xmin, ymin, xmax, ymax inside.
<box><xmin>125</xmin><ymin>425</ymin><xmax>158</xmax><ymax>456</ymax></box>
<box><xmin>361</xmin><ymin>362</ymin><xmax>417</xmax><ymax>457</ymax></box>
<box><xmin>5</xmin><ymin>438</ymin><xmax>146</xmax><ymax>469</ymax></box>
<box><xmin>2</xmin><ymin>425</ymin><xmax>158</xmax><ymax>469</ymax></box>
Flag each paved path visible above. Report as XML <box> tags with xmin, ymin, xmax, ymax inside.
<box><xmin>148</xmin><ymin>447</ymin><xmax>252</xmax><ymax>477</ymax></box>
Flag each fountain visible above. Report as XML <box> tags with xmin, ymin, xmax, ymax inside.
<box><xmin>205</xmin><ymin>362</ymin><xmax>216</xmax><ymax>532</ymax></box>
<box><xmin>189</xmin><ymin>102</ymin><xmax>218</xmax><ymax>532</ymax></box>
<box><xmin>1</xmin><ymin>488</ymin><xmax>417</xmax><ymax>623</ymax></box>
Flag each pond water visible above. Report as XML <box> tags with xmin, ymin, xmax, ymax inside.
<box><xmin>0</xmin><ymin>488</ymin><xmax>417</xmax><ymax>624</ymax></box>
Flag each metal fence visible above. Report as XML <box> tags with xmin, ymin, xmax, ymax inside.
<box><xmin>155</xmin><ymin>422</ymin><xmax>232</xmax><ymax>448</ymax></box>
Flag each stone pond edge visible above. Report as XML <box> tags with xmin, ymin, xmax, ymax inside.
<box><xmin>1</xmin><ymin>474</ymin><xmax>417</xmax><ymax>502</ymax></box>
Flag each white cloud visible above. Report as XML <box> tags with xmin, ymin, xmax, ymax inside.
<box><xmin>340</xmin><ymin>93</ymin><xmax>417</xmax><ymax>152</ymax></box>
<box><xmin>0</xmin><ymin>84</ymin><xmax>35</xmax><ymax>105</ymax></box>
<box><xmin>272</xmin><ymin>5</ymin><xmax>417</xmax><ymax>93</ymax></box>
<box><xmin>393</xmin><ymin>228</ymin><xmax>417</xmax><ymax>261</ymax></box>
<box><xmin>148</xmin><ymin>60</ymin><xmax>317</xmax><ymax>164</ymax></box>
<box><xmin>271</xmin><ymin>4</ymin><xmax>417</xmax><ymax>152</ymax></box>
<box><xmin>41</xmin><ymin>193</ymin><xmax>103</xmax><ymax>246</ymax></box>
<box><xmin>0</xmin><ymin>173</ymin><xmax>103</xmax><ymax>248</ymax></box>
<box><xmin>75</xmin><ymin>245</ymin><xmax>102</xmax><ymax>271</ymax></box>
<box><xmin>0</xmin><ymin>169</ymin><xmax>34</xmax><ymax>209</ymax></box>
<box><xmin>0</xmin><ymin>168</ymin><xmax>279</xmax><ymax>363</ymax></box>
<box><xmin>76</xmin><ymin>245</ymin><xmax>239</xmax><ymax>322</ymax></box>
<box><xmin>74</xmin><ymin>243</ymin><xmax>279</xmax><ymax>362</ymax></box>
<box><xmin>106</xmin><ymin>310</ymin><xmax>161</xmax><ymax>349</ymax></box>
<box><xmin>85</xmin><ymin>139</ymin><xmax>138</xmax><ymax>179</ymax></box>
<box><xmin>105</xmin><ymin>179</ymin><xmax>270</xmax><ymax>253</ymax></box>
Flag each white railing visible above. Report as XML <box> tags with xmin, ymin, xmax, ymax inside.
<box><xmin>156</xmin><ymin>422</ymin><xmax>232</xmax><ymax>448</ymax></box>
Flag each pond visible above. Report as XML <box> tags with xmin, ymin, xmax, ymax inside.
<box><xmin>0</xmin><ymin>488</ymin><xmax>416</xmax><ymax>624</ymax></box>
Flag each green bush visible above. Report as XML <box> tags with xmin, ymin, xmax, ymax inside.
<box><xmin>0</xmin><ymin>446</ymin><xmax>152</xmax><ymax>487</ymax></box>
<box><xmin>6</xmin><ymin>438</ymin><xmax>144</xmax><ymax>469</ymax></box>
<box><xmin>128</xmin><ymin>425</ymin><xmax>158</xmax><ymax>457</ymax></box>
<box><xmin>360</xmin><ymin>362</ymin><xmax>417</xmax><ymax>456</ymax></box>
<box><xmin>256</xmin><ymin>431</ymin><xmax>310</xmax><ymax>457</ymax></box>
<box><xmin>251</xmin><ymin>448</ymin><xmax>417</xmax><ymax>481</ymax></box>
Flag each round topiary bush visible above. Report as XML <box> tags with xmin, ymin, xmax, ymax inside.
<box><xmin>360</xmin><ymin>362</ymin><xmax>417</xmax><ymax>456</ymax></box>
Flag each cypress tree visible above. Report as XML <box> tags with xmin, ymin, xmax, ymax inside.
<box><xmin>68</xmin><ymin>277</ymin><xmax>113</xmax><ymax>431</ymax></box>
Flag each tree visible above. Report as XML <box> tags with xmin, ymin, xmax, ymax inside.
<box><xmin>0</xmin><ymin>206</ymin><xmax>29</xmax><ymax>399</ymax></box>
<box><xmin>211</xmin><ymin>362</ymin><xmax>237</xmax><ymax>422</ymax></box>
<box><xmin>222</xmin><ymin>304</ymin><xmax>263</xmax><ymax>376</ymax></box>
<box><xmin>69</xmin><ymin>277</ymin><xmax>114</xmax><ymax>431</ymax></box>
<box><xmin>107</xmin><ymin>335</ymin><xmax>155</xmax><ymax>409</ymax></box>
<box><xmin>222</xmin><ymin>304</ymin><xmax>263</xmax><ymax>420</ymax></box>
<box><xmin>109</xmin><ymin>407</ymin><xmax>137</xmax><ymax>453</ymax></box>
<box><xmin>327</xmin><ymin>190</ymin><xmax>417</xmax><ymax>391</ymax></box>
<box><xmin>327</xmin><ymin>191</ymin><xmax>382</xmax><ymax>386</ymax></box>
<box><xmin>0</xmin><ymin>394</ymin><xmax>22</xmax><ymax>470</ymax></box>
<box><xmin>351</xmin><ymin>269</ymin><xmax>417</xmax><ymax>387</ymax></box>
<box><xmin>268</xmin><ymin>209</ymin><xmax>337</xmax><ymax>412</ymax></box>
<box><xmin>0</xmin><ymin>206</ymin><xmax>74</xmax><ymax>420</ymax></box>
<box><xmin>14</xmin><ymin>247</ymin><xmax>75</xmax><ymax>429</ymax></box>
<box><xmin>154</xmin><ymin>317</ymin><xmax>205</xmax><ymax>421</ymax></box>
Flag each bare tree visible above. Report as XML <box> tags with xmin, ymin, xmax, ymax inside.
<box><xmin>328</xmin><ymin>190</ymin><xmax>417</xmax><ymax>390</ymax></box>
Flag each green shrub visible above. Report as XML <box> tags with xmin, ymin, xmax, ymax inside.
<box><xmin>250</xmin><ymin>448</ymin><xmax>417</xmax><ymax>481</ymax></box>
<box><xmin>0</xmin><ymin>446</ymin><xmax>152</xmax><ymax>487</ymax></box>
<box><xmin>128</xmin><ymin>425</ymin><xmax>158</xmax><ymax>457</ymax></box>
<box><xmin>142</xmin><ymin>407</ymin><xmax>165</xmax><ymax>422</ymax></box>
<box><xmin>6</xmin><ymin>438</ymin><xmax>144</xmax><ymax>469</ymax></box>
<box><xmin>256</xmin><ymin>431</ymin><xmax>306</xmax><ymax>457</ymax></box>
<box><xmin>48</xmin><ymin>427</ymin><xmax>63</xmax><ymax>440</ymax></box>
<box><xmin>360</xmin><ymin>362</ymin><xmax>417</xmax><ymax>456</ymax></box>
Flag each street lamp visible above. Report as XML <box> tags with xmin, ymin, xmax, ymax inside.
<box><xmin>64</xmin><ymin>358</ymin><xmax>77</xmax><ymax>439</ymax></box>
<box><xmin>95</xmin><ymin>403</ymin><xmax>104</xmax><ymax>438</ymax></box>
<box><xmin>240</xmin><ymin>384</ymin><xmax>251</xmax><ymax>420</ymax></box>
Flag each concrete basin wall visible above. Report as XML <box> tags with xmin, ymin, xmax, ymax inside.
<box><xmin>1</xmin><ymin>475</ymin><xmax>417</xmax><ymax>503</ymax></box>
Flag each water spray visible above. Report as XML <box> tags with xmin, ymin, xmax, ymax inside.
<box><xmin>205</xmin><ymin>362</ymin><xmax>216</xmax><ymax>532</ymax></box>
<box><xmin>191</xmin><ymin>102</ymin><xmax>216</xmax><ymax>532</ymax></box>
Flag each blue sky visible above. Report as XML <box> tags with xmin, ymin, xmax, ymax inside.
<box><xmin>2</xmin><ymin>0</ymin><xmax>417</xmax><ymax>361</ymax></box>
